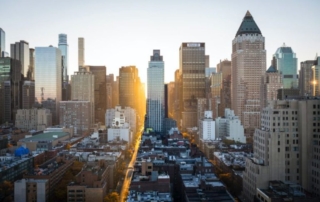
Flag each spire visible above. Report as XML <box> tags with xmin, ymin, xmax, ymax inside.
<box><xmin>235</xmin><ymin>11</ymin><xmax>262</xmax><ymax>37</ymax></box>
<box><xmin>245</xmin><ymin>10</ymin><xmax>252</xmax><ymax>17</ymax></box>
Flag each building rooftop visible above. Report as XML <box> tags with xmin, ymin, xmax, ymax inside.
<box><xmin>19</xmin><ymin>132</ymin><xmax>69</xmax><ymax>142</ymax></box>
<box><xmin>236</xmin><ymin>11</ymin><xmax>262</xmax><ymax>37</ymax></box>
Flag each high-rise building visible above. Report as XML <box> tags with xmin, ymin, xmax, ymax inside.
<box><xmin>58</xmin><ymin>34</ymin><xmax>69</xmax><ymax>84</ymax></box>
<box><xmin>78</xmin><ymin>38</ymin><xmax>85</xmax><ymax>69</ymax></box>
<box><xmin>231</xmin><ymin>11</ymin><xmax>266</xmax><ymax>135</ymax></box>
<box><xmin>167</xmin><ymin>82</ymin><xmax>175</xmax><ymax>119</ymax></box>
<box><xmin>29</xmin><ymin>48</ymin><xmax>35</xmax><ymax>80</ymax></box>
<box><xmin>86</xmin><ymin>65</ymin><xmax>106</xmax><ymax>124</ymax></box>
<box><xmin>34</xmin><ymin>46</ymin><xmax>62</xmax><ymax>125</ymax></box>
<box><xmin>272</xmin><ymin>44</ymin><xmax>298</xmax><ymax>89</ymax></box>
<box><xmin>210</xmin><ymin>72</ymin><xmax>222</xmax><ymax>118</ymax></box>
<box><xmin>179</xmin><ymin>42</ymin><xmax>206</xmax><ymax>129</ymax></box>
<box><xmin>59</xmin><ymin>101</ymin><xmax>92</xmax><ymax>135</ymax></box>
<box><xmin>242</xmin><ymin>99</ymin><xmax>320</xmax><ymax>201</ymax></box>
<box><xmin>205</xmin><ymin>55</ymin><xmax>210</xmax><ymax>67</ymax></box>
<box><xmin>311</xmin><ymin>56</ymin><xmax>320</xmax><ymax>96</ymax></box>
<box><xmin>106</xmin><ymin>74</ymin><xmax>114</xmax><ymax>110</ymax></box>
<box><xmin>119</xmin><ymin>66</ymin><xmax>138</xmax><ymax>109</ymax></box>
<box><xmin>113</xmin><ymin>76</ymin><xmax>119</xmax><ymax>107</ymax></box>
<box><xmin>0</xmin><ymin>28</ymin><xmax>5</xmax><ymax>56</ymax></box>
<box><xmin>22</xmin><ymin>81</ymin><xmax>35</xmax><ymax>109</ymax></box>
<box><xmin>260</xmin><ymin>65</ymin><xmax>283</xmax><ymax>109</ymax></box>
<box><xmin>71</xmin><ymin>68</ymin><xmax>95</xmax><ymax>125</ymax></box>
<box><xmin>11</xmin><ymin>40</ymin><xmax>30</xmax><ymax>78</ymax></box>
<box><xmin>0</xmin><ymin>58</ymin><xmax>22</xmax><ymax>124</ymax></box>
<box><xmin>146</xmin><ymin>50</ymin><xmax>164</xmax><ymax>132</ymax></box>
<box><xmin>299</xmin><ymin>60</ymin><xmax>315</xmax><ymax>96</ymax></box>
<box><xmin>217</xmin><ymin>59</ymin><xmax>231</xmax><ymax>112</ymax></box>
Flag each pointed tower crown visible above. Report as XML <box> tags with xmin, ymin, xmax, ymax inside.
<box><xmin>236</xmin><ymin>11</ymin><xmax>262</xmax><ymax>37</ymax></box>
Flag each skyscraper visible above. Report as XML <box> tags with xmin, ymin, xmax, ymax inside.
<box><xmin>35</xmin><ymin>46</ymin><xmax>62</xmax><ymax>125</ymax></box>
<box><xmin>260</xmin><ymin>66</ymin><xmax>283</xmax><ymax>109</ymax></box>
<box><xmin>86</xmin><ymin>65</ymin><xmax>106</xmax><ymax>124</ymax></box>
<box><xmin>0</xmin><ymin>28</ymin><xmax>5</xmax><ymax>57</ymax></box>
<box><xmin>146</xmin><ymin>50</ymin><xmax>164</xmax><ymax>132</ymax></box>
<box><xmin>71</xmin><ymin>68</ymin><xmax>95</xmax><ymax>126</ymax></box>
<box><xmin>106</xmin><ymin>74</ymin><xmax>114</xmax><ymax>110</ymax></box>
<box><xmin>299</xmin><ymin>60</ymin><xmax>315</xmax><ymax>96</ymax></box>
<box><xmin>0</xmin><ymin>58</ymin><xmax>22</xmax><ymax>124</ymax></box>
<box><xmin>231</xmin><ymin>11</ymin><xmax>266</xmax><ymax>135</ymax></box>
<box><xmin>22</xmin><ymin>81</ymin><xmax>35</xmax><ymax>109</ymax></box>
<box><xmin>272</xmin><ymin>44</ymin><xmax>298</xmax><ymax>89</ymax></box>
<box><xmin>58</xmin><ymin>34</ymin><xmax>69</xmax><ymax>83</ymax></box>
<box><xmin>311</xmin><ymin>56</ymin><xmax>320</xmax><ymax>96</ymax></box>
<box><xmin>217</xmin><ymin>59</ymin><xmax>231</xmax><ymax>112</ymax></box>
<box><xmin>78</xmin><ymin>38</ymin><xmax>85</xmax><ymax>69</ymax></box>
<box><xmin>119</xmin><ymin>66</ymin><xmax>138</xmax><ymax>109</ymax></box>
<box><xmin>29</xmin><ymin>48</ymin><xmax>35</xmax><ymax>80</ymax></box>
<box><xmin>179</xmin><ymin>42</ymin><xmax>206</xmax><ymax>130</ymax></box>
<box><xmin>11</xmin><ymin>40</ymin><xmax>30</xmax><ymax>78</ymax></box>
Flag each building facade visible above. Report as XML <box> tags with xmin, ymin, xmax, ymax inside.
<box><xmin>0</xmin><ymin>58</ymin><xmax>22</xmax><ymax>124</ymax></box>
<box><xmin>146</xmin><ymin>50</ymin><xmax>165</xmax><ymax>132</ymax></box>
<box><xmin>242</xmin><ymin>99</ymin><xmax>320</xmax><ymax>201</ymax></box>
<box><xmin>260</xmin><ymin>66</ymin><xmax>283</xmax><ymax>109</ymax></box>
<box><xmin>215</xmin><ymin>108</ymin><xmax>246</xmax><ymax>143</ymax></box>
<box><xmin>22</xmin><ymin>80</ymin><xmax>35</xmax><ymax>109</ymax></box>
<box><xmin>199</xmin><ymin>111</ymin><xmax>215</xmax><ymax>141</ymax></box>
<box><xmin>35</xmin><ymin>46</ymin><xmax>62</xmax><ymax>125</ymax></box>
<box><xmin>11</xmin><ymin>40</ymin><xmax>30</xmax><ymax>78</ymax></box>
<box><xmin>59</xmin><ymin>101</ymin><xmax>92</xmax><ymax>135</ymax></box>
<box><xmin>0</xmin><ymin>28</ymin><xmax>5</xmax><ymax>56</ymax></box>
<box><xmin>71</xmin><ymin>67</ymin><xmax>95</xmax><ymax>125</ymax></box>
<box><xmin>86</xmin><ymin>65</ymin><xmax>106</xmax><ymax>124</ymax></box>
<box><xmin>231</xmin><ymin>11</ymin><xmax>266</xmax><ymax>136</ymax></box>
<box><xmin>272</xmin><ymin>45</ymin><xmax>298</xmax><ymax>89</ymax></box>
<box><xmin>15</xmin><ymin>108</ymin><xmax>52</xmax><ymax>131</ymax></box>
<box><xmin>311</xmin><ymin>56</ymin><xmax>320</xmax><ymax>96</ymax></box>
<box><xmin>179</xmin><ymin>42</ymin><xmax>206</xmax><ymax>130</ymax></box>
<box><xmin>14</xmin><ymin>179</ymin><xmax>49</xmax><ymax>202</ymax></box>
<box><xmin>78</xmin><ymin>37</ymin><xmax>85</xmax><ymax>68</ymax></box>
<box><xmin>58</xmin><ymin>34</ymin><xmax>69</xmax><ymax>84</ymax></box>
<box><xmin>299</xmin><ymin>60</ymin><xmax>315</xmax><ymax>96</ymax></box>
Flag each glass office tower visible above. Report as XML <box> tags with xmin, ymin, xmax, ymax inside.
<box><xmin>35</xmin><ymin>46</ymin><xmax>62</xmax><ymax>125</ymax></box>
<box><xmin>146</xmin><ymin>50</ymin><xmax>164</xmax><ymax>132</ymax></box>
<box><xmin>58</xmin><ymin>34</ymin><xmax>68</xmax><ymax>83</ymax></box>
<box><xmin>0</xmin><ymin>28</ymin><xmax>5</xmax><ymax>56</ymax></box>
<box><xmin>272</xmin><ymin>45</ymin><xmax>298</xmax><ymax>89</ymax></box>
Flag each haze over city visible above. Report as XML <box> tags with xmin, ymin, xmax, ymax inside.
<box><xmin>1</xmin><ymin>0</ymin><xmax>319</xmax><ymax>83</ymax></box>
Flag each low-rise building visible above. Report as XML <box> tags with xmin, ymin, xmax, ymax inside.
<box><xmin>215</xmin><ymin>108</ymin><xmax>246</xmax><ymax>143</ymax></box>
<box><xmin>14</xmin><ymin>178</ymin><xmax>49</xmax><ymax>202</ymax></box>
<box><xmin>15</xmin><ymin>108</ymin><xmax>52</xmax><ymax>131</ymax></box>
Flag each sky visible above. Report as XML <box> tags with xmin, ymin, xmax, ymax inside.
<box><xmin>1</xmin><ymin>0</ymin><xmax>320</xmax><ymax>84</ymax></box>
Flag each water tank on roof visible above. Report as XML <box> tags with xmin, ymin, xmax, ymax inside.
<box><xmin>15</xmin><ymin>146</ymin><xmax>30</xmax><ymax>157</ymax></box>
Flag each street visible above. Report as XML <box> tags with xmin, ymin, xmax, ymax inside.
<box><xmin>119</xmin><ymin>127</ymin><xmax>143</xmax><ymax>202</ymax></box>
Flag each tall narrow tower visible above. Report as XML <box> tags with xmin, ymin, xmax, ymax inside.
<box><xmin>10</xmin><ymin>40</ymin><xmax>30</xmax><ymax>78</ymax></box>
<box><xmin>58</xmin><ymin>34</ymin><xmax>69</xmax><ymax>83</ymax></box>
<box><xmin>231</xmin><ymin>11</ymin><xmax>266</xmax><ymax>135</ymax></box>
<box><xmin>78</xmin><ymin>38</ymin><xmax>85</xmax><ymax>69</ymax></box>
<box><xmin>146</xmin><ymin>50</ymin><xmax>165</xmax><ymax>132</ymax></box>
<box><xmin>0</xmin><ymin>28</ymin><xmax>5</xmax><ymax>56</ymax></box>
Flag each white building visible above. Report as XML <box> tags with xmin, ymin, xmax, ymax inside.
<box><xmin>105</xmin><ymin>106</ymin><xmax>136</xmax><ymax>133</ymax></box>
<box><xmin>199</xmin><ymin>111</ymin><xmax>215</xmax><ymax>141</ymax></box>
<box><xmin>108</xmin><ymin>125</ymin><xmax>131</xmax><ymax>143</ymax></box>
<box><xmin>15</xmin><ymin>108</ymin><xmax>52</xmax><ymax>131</ymax></box>
<box><xmin>215</xmin><ymin>108</ymin><xmax>246</xmax><ymax>143</ymax></box>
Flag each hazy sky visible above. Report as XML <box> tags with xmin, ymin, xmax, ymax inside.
<box><xmin>1</xmin><ymin>0</ymin><xmax>319</xmax><ymax>83</ymax></box>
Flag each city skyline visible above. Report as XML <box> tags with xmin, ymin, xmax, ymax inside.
<box><xmin>1</xmin><ymin>0</ymin><xmax>320</xmax><ymax>83</ymax></box>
